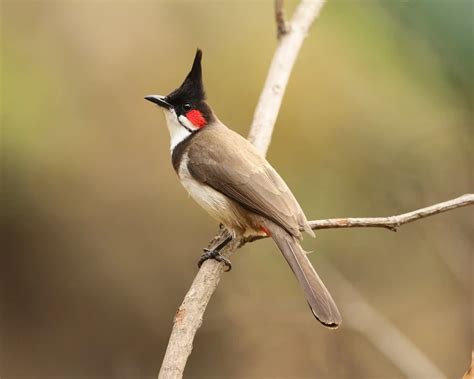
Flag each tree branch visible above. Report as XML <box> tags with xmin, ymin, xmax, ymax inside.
<box><xmin>249</xmin><ymin>0</ymin><xmax>327</xmax><ymax>154</ymax></box>
<box><xmin>308</xmin><ymin>193</ymin><xmax>474</xmax><ymax>232</ymax></box>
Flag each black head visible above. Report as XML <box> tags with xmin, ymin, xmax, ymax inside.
<box><xmin>145</xmin><ymin>49</ymin><xmax>214</xmax><ymax>129</ymax></box>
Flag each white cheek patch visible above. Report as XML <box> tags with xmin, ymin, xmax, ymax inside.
<box><xmin>178</xmin><ymin>115</ymin><xmax>198</xmax><ymax>131</ymax></box>
<box><xmin>162</xmin><ymin>108</ymin><xmax>192</xmax><ymax>150</ymax></box>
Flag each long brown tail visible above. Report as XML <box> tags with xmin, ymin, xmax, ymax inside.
<box><xmin>267</xmin><ymin>223</ymin><xmax>342</xmax><ymax>328</ymax></box>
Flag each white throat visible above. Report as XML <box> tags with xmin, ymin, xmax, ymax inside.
<box><xmin>162</xmin><ymin>108</ymin><xmax>192</xmax><ymax>150</ymax></box>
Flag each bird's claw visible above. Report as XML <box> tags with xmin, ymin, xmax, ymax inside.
<box><xmin>198</xmin><ymin>248</ymin><xmax>232</xmax><ymax>272</ymax></box>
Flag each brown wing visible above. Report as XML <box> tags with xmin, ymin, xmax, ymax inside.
<box><xmin>186</xmin><ymin>123</ymin><xmax>313</xmax><ymax>238</ymax></box>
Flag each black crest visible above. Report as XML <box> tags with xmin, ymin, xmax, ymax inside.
<box><xmin>167</xmin><ymin>49</ymin><xmax>205</xmax><ymax>104</ymax></box>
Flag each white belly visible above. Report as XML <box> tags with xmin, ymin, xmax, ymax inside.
<box><xmin>181</xmin><ymin>175</ymin><xmax>230</xmax><ymax>221</ymax></box>
<box><xmin>177</xmin><ymin>154</ymin><xmax>249</xmax><ymax>234</ymax></box>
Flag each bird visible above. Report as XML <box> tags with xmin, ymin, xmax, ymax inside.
<box><xmin>145</xmin><ymin>49</ymin><xmax>341</xmax><ymax>328</ymax></box>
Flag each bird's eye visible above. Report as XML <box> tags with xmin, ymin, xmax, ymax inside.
<box><xmin>183</xmin><ymin>103</ymin><xmax>192</xmax><ymax>111</ymax></box>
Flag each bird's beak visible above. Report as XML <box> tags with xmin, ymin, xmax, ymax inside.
<box><xmin>144</xmin><ymin>95</ymin><xmax>172</xmax><ymax>109</ymax></box>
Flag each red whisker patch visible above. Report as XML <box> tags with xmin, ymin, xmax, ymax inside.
<box><xmin>186</xmin><ymin>109</ymin><xmax>206</xmax><ymax>128</ymax></box>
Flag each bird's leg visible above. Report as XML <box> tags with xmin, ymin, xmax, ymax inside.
<box><xmin>198</xmin><ymin>233</ymin><xmax>233</xmax><ymax>272</ymax></box>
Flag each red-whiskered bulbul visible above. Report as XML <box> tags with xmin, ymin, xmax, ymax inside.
<box><xmin>145</xmin><ymin>50</ymin><xmax>341</xmax><ymax>327</ymax></box>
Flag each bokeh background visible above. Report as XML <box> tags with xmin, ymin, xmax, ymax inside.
<box><xmin>1</xmin><ymin>1</ymin><xmax>472</xmax><ymax>378</ymax></box>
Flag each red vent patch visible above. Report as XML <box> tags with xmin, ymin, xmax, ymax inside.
<box><xmin>186</xmin><ymin>109</ymin><xmax>206</xmax><ymax>128</ymax></box>
<box><xmin>259</xmin><ymin>225</ymin><xmax>272</xmax><ymax>237</ymax></box>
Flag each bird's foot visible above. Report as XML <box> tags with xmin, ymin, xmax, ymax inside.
<box><xmin>198</xmin><ymin>249</ymin><xmax>232</xmax><ymax>272</ymax></box>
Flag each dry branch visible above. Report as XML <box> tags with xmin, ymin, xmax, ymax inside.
<box><xmin>248</xmin><ymin>0</ymin><xmax>327</xmax><ymax>154</ymax></box>
<box><xmin>308</xmin><ymin>194</ymin><xmax>474</xmax><ymax>231</ymax></box>
<box><xmin>242</xmin><ymin>194</ymin><xmax>474</xmax><ymax>245</ymax></box>
<box><xmin>157</xmin><ymin>0</ymin><xmax>472</xmax><ymax>377</ymax></box>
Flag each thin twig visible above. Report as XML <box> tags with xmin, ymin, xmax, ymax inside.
<box><xmin>309</xmin><ymin>194</ymin><xmax>474</xmax><ymax>231</ymax></box>
<box><xmin>158</xmin><ymin>1</ymin><xmax>327</xmax><ymax>378</ymax></box>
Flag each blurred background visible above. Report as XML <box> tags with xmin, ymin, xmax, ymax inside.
<box><xmin>1</xmin><ymin>0</ymin><xmax>472</xmax><ymax>378</ymax></box>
